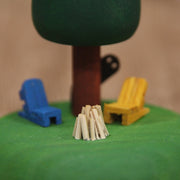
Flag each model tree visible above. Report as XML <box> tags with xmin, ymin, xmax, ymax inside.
<box><xmin>32</xmin><ymin>0</ymin><xmax>140</xmax><ymax>115</ymax></box>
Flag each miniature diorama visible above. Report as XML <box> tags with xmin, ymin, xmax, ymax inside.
<box><xmin>1</xmin><ymin>1</ymin><xmax>180</xmax><ymax>180</ymax></box>
<box><xmin>19</xmin><ymin>79</ymin><xmax>62</xmax><ymax>127</ymax></box>
<box><xmin>73</xmin><ymin>105</ymin><xmax>109</xmax><ymax>141</ymax></box>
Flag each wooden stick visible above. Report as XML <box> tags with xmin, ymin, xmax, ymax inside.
<box><xmin>75</xmin><ymin>115</ymin><xmax>82</xmax><ymax>140</ymax></box>
<box><xmin>85</xmin><ymin>105</ymin><xmax>91</xmax><ymax>120</ymax></box>
<box><xmin>95</xmin><ymin>105</ymin><xmax>109</xmax><ymax>136</ymax></box>
<box><xmin>94</xmin><ymin>122</ymin><xmax>100</xmax><ymax>140</ymax></box>
<box><xmin>92</xmin><ymin>108</ymin><xmax>106</xmax><ymax>139</ymax></box>
<box><xmin>95</xmin><ymin>118</ymin><xmax>106</xmax><ymax>139</ymax></box>
<box><xmin>89</xmin><ymin>111</ymin><xmax>96</xmax><ymax>141</ymax></box>
<box><xmin>91</xmin><ymin>109</ymin><xmax>100</xmax><ymax>140</ymax></box>
<box><xmin>72</xmin><ymin>117</ymin><xmax>78</xmax><ymax>137</ymax></box>
<box><xmin>80</xmin><ymin>114</ymin><xmax>90</xmax><ymax>141</ymax></box>
<box><xmin>85</xmin><ymin>105</ymin><xmax>91</xmax><ymax>134</ymax></box>
<box><xmin>81</xmin><ymin>106</ymin><xmax>85</xmax><ymax>114</ymax></box>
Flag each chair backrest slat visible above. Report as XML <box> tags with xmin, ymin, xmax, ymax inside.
<box><xmin>117</xmin><ymin>77</ymin><xmax>148</xmax><ymax>108</ymax></box>
<box><xmin>20</xmin><ymin>79</ymin><xmax>48</xmax><ymax>112</ymax></box>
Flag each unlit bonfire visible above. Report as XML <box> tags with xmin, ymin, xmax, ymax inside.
<box><xmin>73</xmin><ymin>105</ymin><xmax>109</xmax><ymax>141</ymax></box>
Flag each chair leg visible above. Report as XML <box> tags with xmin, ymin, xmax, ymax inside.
<box><xmin>104</xmin><ymin>105</ymin><xmax>113</xmax><ymax>124</ymax></box>
<box><xmin>122</xmin><ymin>108</ymin><xmax>150</xmax><ymax>126</ymax></box>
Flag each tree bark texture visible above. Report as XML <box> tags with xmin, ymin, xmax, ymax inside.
<box><xmin>72</xmin><ymin>46</ymin><xmax>101</xmax><ymax>116</ymax></box>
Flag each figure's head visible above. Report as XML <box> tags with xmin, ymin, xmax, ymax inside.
<box><xmin>32</xmin><ymin>0</ymin><xmax>140</xmax><ymax>46</ymax></box>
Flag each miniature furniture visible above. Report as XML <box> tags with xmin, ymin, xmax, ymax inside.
<box><xmin>104</xmin><ymin>77</ymin><xmax>150</xmax><ymax>125</ymax></box>
<box><xmin>32</xmin><ymin>0</ymin><xmax>141</xmax><ymax>115</ymax></box>
<box><xmin>19</xmin><ymin>79</ymin><xmax>62</xmax><ymax>127</ymax></box>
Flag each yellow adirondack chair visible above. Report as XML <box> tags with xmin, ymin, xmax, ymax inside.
<box><xmin>104</xmin><ymin>77</ymin><xmax>150</xmax><ymax>125</ymax></box>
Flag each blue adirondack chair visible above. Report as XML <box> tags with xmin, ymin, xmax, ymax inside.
<box><xmin>19</xmin><ymin>78</ymin><xmax>62</xmax><ymax>127</ymax></box>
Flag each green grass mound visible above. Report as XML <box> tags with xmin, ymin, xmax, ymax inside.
<box><xmin>0</xmin><ymin>102</ymin><xmax>180</xmax><ymax>180</ymax></box>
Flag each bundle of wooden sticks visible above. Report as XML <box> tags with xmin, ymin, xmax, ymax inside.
<box><xmin>73</xmin><ymin>105</ymin><xmax>109</xmax><ymax>141</ymax></box>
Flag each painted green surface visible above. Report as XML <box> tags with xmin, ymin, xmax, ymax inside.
<box><xmin>0</xmin><ymin>102</ymin><xmax>180</xmax><ymax>180</ymax></box>
<box><xmin>32</xmin><ymin>0</ymin><xmax>140</xmax><ymax>46</ymax></box>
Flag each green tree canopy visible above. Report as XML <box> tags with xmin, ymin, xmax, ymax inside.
<box><xmin>32</xmin><ymin>0</ymin><xmax>140</xmax><ymax>46</ymax></box>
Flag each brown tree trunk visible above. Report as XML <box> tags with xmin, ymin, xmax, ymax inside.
<box><xmin>72</xmin><ymin>46</ymin><xmax>101</xmax><ymax>116</ymax></box>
